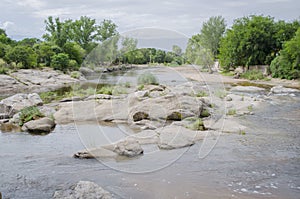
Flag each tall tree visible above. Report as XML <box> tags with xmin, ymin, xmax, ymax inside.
<box><xmin>69</xmin><ymin>16</ymin><xmax>99</xmax><ymax>52</ymax></box>
<box><xmin>43</xmin><ymin>16</ymin><xmax>69</xmax><ymax>48</ymax></box>
<box><xmin>200</xmin><ymin>16</ymin><xmax>226</xmax><ymax>58</ymax></box>
<box><xmin>97</xmin><ymin>19</ymin><xmax>118</xmax><ymax>42</ymax></box>
<box><xmin>172</xmin><ymin>45</ymin><xmax>182</xmax><ymax>56</ymax></box>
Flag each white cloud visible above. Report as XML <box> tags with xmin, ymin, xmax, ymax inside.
<box><xmin>0</xmin><ymin>21</ymin><xmax>14</xmax><ymax>29</ymax></box>
<box><xmin>16</xmin><ymin>0</ymin><xmax>45</xmax><ymax>10</ymax></box>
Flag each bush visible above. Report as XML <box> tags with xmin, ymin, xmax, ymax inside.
<box><xmin>240</xmin><ymin>69</ymin><xmax>265</xmax><ymax>80</ymax></box>
<box><xmin>226</xmin><ymin>108</ymin><xmax>236</xmax><ymax>116</ymax></box>
<box><xmin>137</xmin><ymin>72</ymin><xmax>159</xmax><ymax>85</ymax></box>
<box><xmin>50</xmin><ymin>53</ymin><xmax>70</xmax><ymax>71</ymax></box>
<box><xmin>186</xmin><ymin>118</ymin><xmax>206</xmax><ymax>131</ymax></box>
<box><xmin>19</xmin><ymin>106</ymin><xmax>44</xmax><ymax>126</ymax></box>
<box><xmin>70</xmin><ymin>71</ymin><xmax>81</xmax><ymax>79</ymax></box>
<box><xmin>0</xmin><ymin>66</ymin><xmax>8</xmax><ymax>74</ymax></box>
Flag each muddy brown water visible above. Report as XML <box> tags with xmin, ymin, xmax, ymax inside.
<box><xmin>0</xmin><ymin>67</ymin><xmax>299</xmax><ymax>198</ymax></box>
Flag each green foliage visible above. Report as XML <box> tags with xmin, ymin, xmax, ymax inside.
<box><xmin>240</xmin><ymin>69</ymin><xmax>265</xmax><ymax>80</ymax></box>
<box><xmin>219</xmin><ymin>15</ymin><xmax>300</xmax><ymax>72</ymax></box>
<box><xmin>98</xmin><ymin>19</ymin><xmax>118</xmax><ymax>42</ymax></box>
<box><xmin>97</xmin><ymin>86</ymin><xmax>113</xmax><ymax>95</ymax></box>
<box><xmin>137</xmin><ymin>84</ymin><xmax>144</xmax><ymax>91</ymax></box>
<box><xmin>270</xmin><ymin>27</ymin><xmax>300</xmax><ymax>79</ymax></box>
<box><xmin>19</xmin><ymin>106</ymin><xmax>44</xmax><ymax>126</ymax></box>
<box><xmin>215</xmin><ymin>90</ymin><xmax>227</xmax><ymax>99</ymax></box>
<box><xmin>63</xmin><ymin>42</ymin><xmax>85</xmax><ymax>65</ymax></box>
<box><xmin>34</xmin><ymin>42</ymin><xmax>56</xmax><ymax>66</ymax></box>
<box><xmin>200</xmin><ymin>16</ymin><xmax>226</xmax><ymax>58</ymax></box>
<box><xmin>5</xmin><ymin>45</ymin><xmax>37</xmax><ymax>68</ymax></box>
<box><xmin>70</xmin><ymin>71</ymin><xmax>81</xmax><ymax>79</ymax></box>
<box><xmin>137</xmin><ymin>73</ymin><xmax>159</xmax><ymax>85</ymax></box>
<box><xmin>195</xmin><ymin>90</ymin><xmax>208</xmax><ymax>97</ymax></box>
<box><xmin>226</xmin><ymin>109</ymin><xmax>236</xmax><ymax>116</ymax></box>
<box><xmin>200</xmin><ymin>109</ymin><xmax>210</xmax><ymax>117</ymax></box>
<box><xmin>50</xmin><ymin>53</ymin><xmax>70</xmax><ymax>71</ymax></box>
<box><xmin>186</xmin><ymin>118</ymin><xmax>205</xmax><ymax>131</ymax></box>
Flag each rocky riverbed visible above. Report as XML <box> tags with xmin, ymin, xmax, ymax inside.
<box><xmin>0</xmin><ymin>65</ymin><xmax>299</xmax><ymax>198</ymax></box>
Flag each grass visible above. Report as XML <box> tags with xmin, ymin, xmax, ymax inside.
<box><xmin>195</xmin><ymin>90</ymin><xmax>208</xmax><ymax>97</ymax></box>
<box><xmin>137</xmin><ymin>84</ymin><xmax>144</xmax><ymax>91</ymax></box>
<box><xmin>240</xmin><ymin>69</ymin><xmax>267</xmax><ymax>80</ymax></box>
<box><xmin>215</xmin><ymin>90</ymin><xmax>227</xmax><ymax>99</ymax></box>
<box><xmin>220</xmin><ymin>71</ymin><xmax>235</xmax><ymax>76</ymax></box>
<box><xmin>200</xmin><ymin>109</ymin><xmax>210</xmax><ymax>117</ymax></box>
<box><xmin>226</xmin><ymin>108</ymin><xmax>237</xmax><ymax>116</ymax></box>
<box><xmin>247</xmin><ymin>105</ymin><xmax>253</xmax><ymax>112</ymax></box>
<box><xmin>19</xmin><ymin>106</ymin><xmax>44</xmax><ymax>126</ymax></box>
<box><xmin>137</xmin><ymin>72</ymin><xmax>159</xmax><ymax>85</ymax></box>
<box><xmin>70</xmin><ymin>71</ymin><xmax>81</xmax><ymax>79</ymax></box>
<box><xmin>186</xmin><ymin>118</ymin><xmax>206</xmax><ymax>131</ymax></box>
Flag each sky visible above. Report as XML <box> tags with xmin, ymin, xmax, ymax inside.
<box><xmin>0</xmin><ymin>0</ymin><xmax>299</xmax><ymax>40</ymax></box>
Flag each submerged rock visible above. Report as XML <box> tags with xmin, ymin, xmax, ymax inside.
<box><xmin>21</xmin><ymin>117</ymin><xmax>55</xmax><ymax>134</ymax></box>
<box><xmin>53</xmin><ymin>181</ymin><xmax>113</xmax><ymax>199</ymax></box>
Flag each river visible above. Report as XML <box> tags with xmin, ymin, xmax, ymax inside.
<box><xmin>0</xmin><ymin>66</ymin><xmax>299</xmax><ymax>198</ymax></box>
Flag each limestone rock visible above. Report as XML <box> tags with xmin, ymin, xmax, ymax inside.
<box><xmin>158</xmin><ymin>124</ymin><xmax>204</xmax><ymax>149</ymax></box>
<box><xmin>270</xmin><ymin>85</ymin><xmax>300</xmax><ymax>94</ymax></box>
<box><xmin>113</xmin><ymin>139</ymin><xmax>143</xmax><ymax>157</ymax></box>
<box><xmin>22</xmin><ymin>117</ymin><xmax>55</xmax><ymax>134</ymax></box>
<box><xmin>0</xmin><ymin>93</ymin><xmax>43</xmax><ymax>117</ymax></box>
<box><xmin>53</xmin><ymin>181</ymin><xmax>112</xmax><ymax>199</ymax></box>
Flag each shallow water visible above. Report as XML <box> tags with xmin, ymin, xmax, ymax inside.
<box><xmin>1</xmin><ymin>67</ymin><xmax>300</xmax><ymax>198</ymax></box>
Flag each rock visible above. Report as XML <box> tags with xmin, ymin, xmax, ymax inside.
<box><xmin>133</xmin><ymin>111</ymin><xmax>149</xmax><ymax>122</ymax></box>
<box><xmin>270</xmin><ymin>85</ymin><xmax>300</xmax><ymax>94</ymax></box>
<box><xmin>230</xmin><ymin>86</ymin><xmax>265</xmax><ymax>93</ymax></box>
<box><xmin>134</xmin><ymin>90</ymin><xmax>149</xmax><ymax>99</ymax></box>
<box><xmin>0</xmin><ymin>93</ymin><xmax>43</xmax><ymax>117</ymax></box>
<box><xmin>53</xmin><ymin>181</ymin><xmax>113</xmax><ymax>199</ymax></box>
<box><xmin>79</xmin><ymin>67</ymin><xmax>95</xmax><ymax>76</ymax></box>
<box><xmin>113</xmin><ymin>139</ymin><xmax>143</xmax><ymax>157</ymax></box>
<box><xmin>204</xmin><ymin>118</ymin><xmax>246</xmax><ymax>134</ymax></box>
<box><xmin>74</xmin><ymin>147</ymin><xmax>117</xmax><ymax>159</ymax></box>
<box><xmin>59</xmin><ymin>96</ymin><xmax>83</xmax><ymax>102</ymax></box>
<box><xmin>127</xmin><ymin>130</ymin><xmax>159</xmax><ymax>145</ymax></box>
<box><xmin>157</xmin><ymin>124</ymin><xmax>205</xmax><ymax>150</ymax></box>
<box><xmin>21</xmin><ymin>117</ymin><xmax>55</xmax><ymax>134</ymax></box>
<box><xmin>0</xmin><ymin>74</ymin><xmax>27</xmax><ymax>97</ymax></box>
<box><xmin>0</xmin><ymin>113</ymin><xmax>9</xmax><ymax>120</ymax></box>
<box><xmin>225</xmin><ymin>96</ymin><xmax>232</xmax><ymax>101</ymax></box>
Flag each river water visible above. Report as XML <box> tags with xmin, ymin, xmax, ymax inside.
<box><xmin>0</xmin><ymin>67</ymin><xmax>300</xmax><ymax>198</ymax></box>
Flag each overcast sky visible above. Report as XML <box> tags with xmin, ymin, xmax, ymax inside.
<box><xmin>0</xmin><ymin>0</ymin><xmax>299</xmax><ymax>40</ymax></box>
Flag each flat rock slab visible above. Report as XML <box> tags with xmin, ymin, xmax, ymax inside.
<box><xmin>157</xmin><ymin>124</ymin><xmax>205</xmax><ymax>150</ymax></box>
<box><xmin>230</xmin><ymin>86</ymin><xmax>265</xmax><ymax>93</ymax></box>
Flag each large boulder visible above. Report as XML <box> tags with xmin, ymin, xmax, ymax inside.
<box><xmin>53</xmin><ymin>181</ymin><xmax>112</xmax><ymax>199</ymax></box>
<box><xmin>113</xmin><ymin>139</ymin><xmax>143</xmax><ymax>157</ymax></box>
<box><xmin>0</xmin><ymin>93</ymin><xmax>43</xmax><ymax>117</ymax></box>
<box><xmin>21</xmin><ymin>117</ymin><xmax>55</xmax><ymax>134</ymax></box>
<box><xmin>0</xmin><ymin>74</ymin><xmax>26</xmax><ymax>97</ymax></box>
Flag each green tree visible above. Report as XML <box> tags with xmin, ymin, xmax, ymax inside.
<box><xmin>219</xmin><ymin>15</ymin><xmax>278</xmax><ymax>70</ymax></box>
<box><xmin>43</xmin><ymin>16</ymin><xmax>69</xmax><ymax>47</ymax></box>
<box><xmin>270</xmin><ymin>27</ymin><xmax>300</xmax><ymax>79</ymax></box>
<box><xmin>172</xmin><ymin>45</ymin><xmax>182</xmax><ymax>56</ymax></box>
<box><xmin>97</xmin><ymin>19</ymin><xmax>118</xmax><ymax>41</ymax></box>
<box><xmin>200</xmin><ymin>16</ymin><xmax>226</xmax><ymax>58</ymax></box>
<box><xmin>69</xmin><ymin>16</ymin><xmax>99</xmax><ymax>52</ymax></box>
<box><xmin>5</xmin><ymin>45</ymin><xmax>37</xmax><ymax>68</ymax></box>
<box><xmin>18</xmin><ymin>38</ymin><xmax>41</xmax><ymax>47</ymax></box>
<box><xmin>63</xmin><ymin>42</ymin><xmax>85</xmax><ymax>65</ymax></box>
<box><xmin>33</xmin><ymin>42</ymin><xmax>56</xmax><ymax>66</ymax></box>
<box><xmin>50</xmin><ymin>53</ymin><xmax>70</xmax><ymax>71</ymax></box>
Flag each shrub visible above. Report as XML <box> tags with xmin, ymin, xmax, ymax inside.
<box><xmin>226</xmin><ymin>108</ymin><xmax>236</xmax><ymax>116</ymax></box>
<box><xmin>137</xmin><ymin>72</ymin><xmax>159</xmax><ymax>85</ymax></box>
<box><xmin>187</xmin><ymin>118</ymin><xmax>206</xmax><ymax>131</ymax></box>
<box><xmin>19</xmin><ymin>106</ymin><xmax>44</xmax><ymax>126</ymax></box>
<box><xmin>196</xmin><ymin>90</ymin><xmax>208</xmax><ymax>97</ymax></box>
<box><xmin>240</xmin><ymin>69</ymin><xmax>265</xmax><ymax>80</ymax></box>
<box><xmin>70</xmin><ymin>71</ymin><xmax>81</xmax><ymax>79</ymax></box>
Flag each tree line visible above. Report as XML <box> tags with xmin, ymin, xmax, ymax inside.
<box><xmin>0</xmin><ymin>16</ymin><xmax>184</xmax><ymax>73</ymax></box>
<box><xmin>1</xmin><ymin>15</ymin><xmax>299</xmax><ymax>79</ymax></box>
<box><xmin>186</xmin><ymin>15</ymin><xmax>300</xmax><ymax>79</ymax></box>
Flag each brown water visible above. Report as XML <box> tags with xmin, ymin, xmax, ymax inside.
<box><xmin>1</xmin><ymin>67</ymin><xmax>300</xmax><ymax>198</ymax></box>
